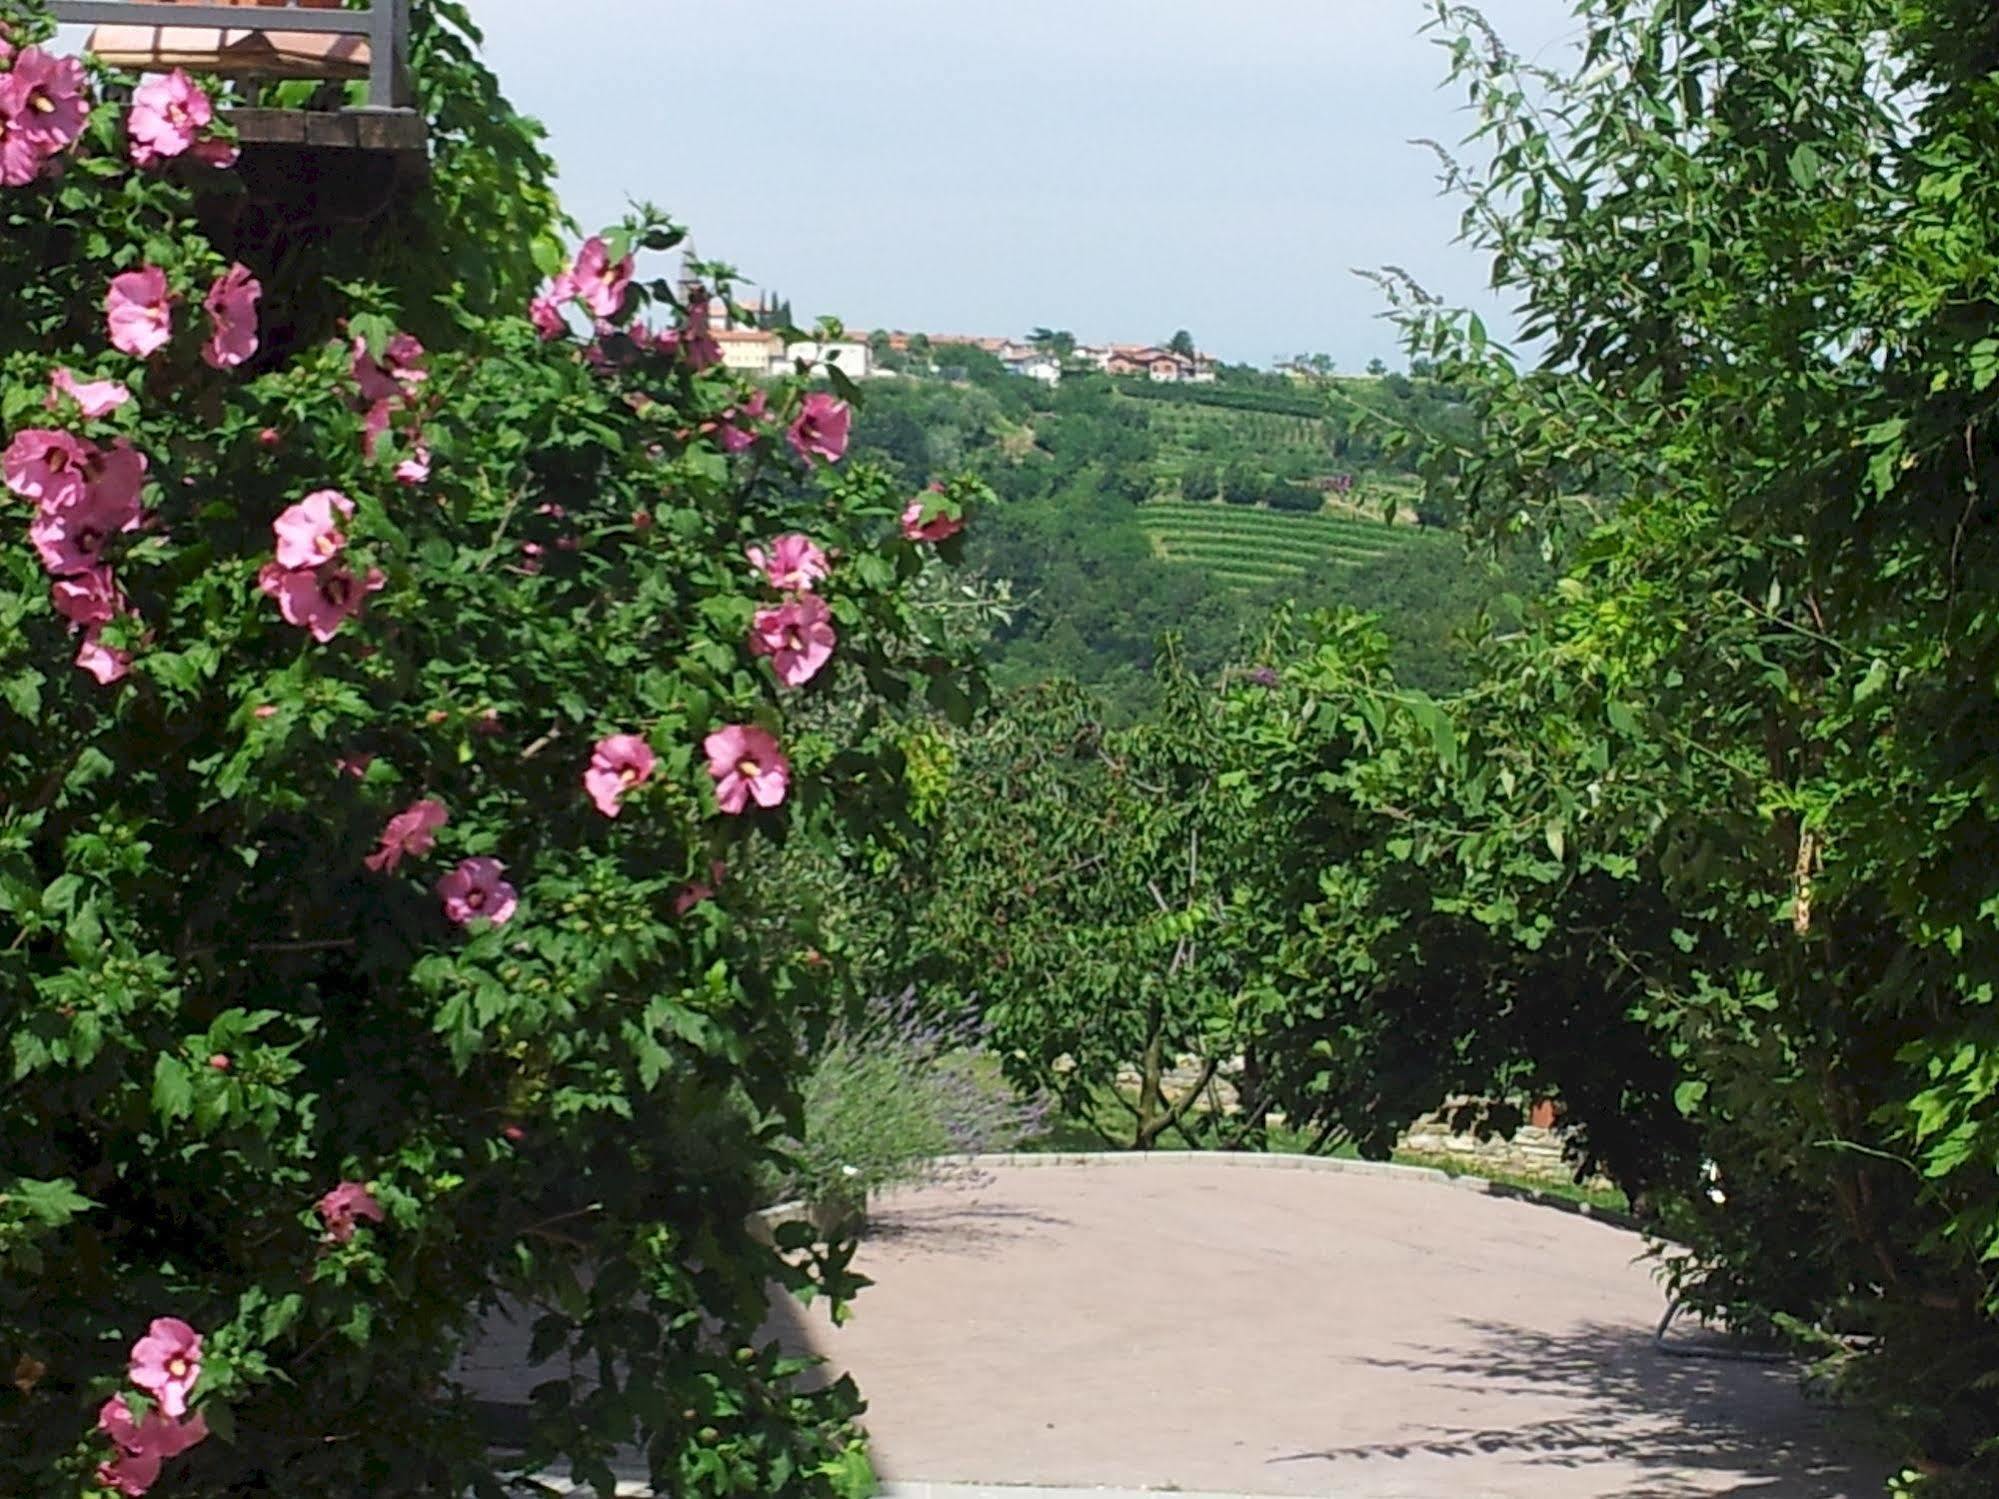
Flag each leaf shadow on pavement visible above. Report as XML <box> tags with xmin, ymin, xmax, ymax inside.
<box><xmin>861</xmin><ymin>1195</ymin><xmax>1077</xmax><ymax>1262</ymax></box>
<box><xmin>1265</xmin><ymin>1317</ymin><xmax>1887</xmax><ymax>1499</ymax></box>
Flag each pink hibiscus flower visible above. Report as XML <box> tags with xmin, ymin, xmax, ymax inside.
<box><xmin>0</xmin><ymin>117</ymin><xmax>32</xmax><ymax>192</ymax></box>
<box><xmin>96</xmin><ymin>1453</ymin><xmax>162</xmax><ymax>1498</ymax></box>
<box><xmin>528</xmin><ymin>294</ymin><xmax>566</xmax><ymax>340</ymax></box>
<box><xmin>359</xmin><ymin>397</ymin><xmax>393</xmax><ymax>460</ymax></box>
<box><xmin>0</xmin><ymin>47</ymin><xmax>88</xmax><ymax>185</ymax></box>
<box><xmin>201</xmin><ymin>263</ymin><xmax>261</xmax><ymax>369</ymax></box>
<box><xmin>128</xmin><ymin>1317</ymin><xmax>202</xmax><ymax>1420</ymax></box>
<box><xmin>901</xmin><ymin>491</ymin><xmax>965</xmax><ymax>542</ymax></box>
<box><xmin>569</xmin><ymin>236</ymin><xmax>633</xmax><ymax>319</ymax></box>
<box><xmin>671</xmin><ymin>884</ymin><xmax>709</xmax><ymax>916</ymax></box>
<box><xmin>394</xmin><ymin>444</ymin><xmax>431</xmax><ymax>486</ymax></box>
<box><xmin>257</xmin><ymin>560</ymin><xmax>385</xmax><ymax>642</ymax></box>
<box><xmin>315</xmin><ymin>1180</ymin><xmax>386</xmax><ymax>1243</ymax></box>
<box><xmin>99</xmin><ymin>1394</ymin><xmax>209</xmax><ymax>1461</ymax></box>
<box><xmin>49</xmin><ymin>368</ymin><xmax>132</xmax><ymax>418</ymax></box>
<box><xmin>672</xmin><ymin>858</ymin><xmax>730</xmax><ymax>916</ymax></box>
<box><xmin>746</xmin><ymin>531</ymin><xmax>829</xmax><ymax>592</ymax></box>
<box><xmin>271</xmin><ymin>489</ymin><xmax>354</xmax><ymax>570</ymax></box>
<box><xmin>786</xmin><ymin>392</ymin><xmax>851</xmax><ymax>465</ymax></box>
<box><xmin>126</xmin><ymin>69</ymin><xmax>210</xmax><ymax>166</ymax></box>
<box><xmin>351</xmin><ymin>332</ymin><xmax>426</xmax><ymax>405</ymax></box>
<box><xmin>106</xmin><ymin>268</ymin><xmax>173</xmax><ymax>359</ymax></box>
<box><xmin>188</xmin><ymin>134</ymin><xmax>238</xmax><ymax>169</ymax></box>
<box><xmin>583</xmin><ymin>733</ymin><xmax>656</xmax><ymax>818</ymax></box>
<box><xmin>82</xmin><ymin>437</ymin><xmax>148</xmax><ymax>513</ymax></box>
<box><xmin>749</xmin><ymin>593</ymin><xmax>837</xmax><ymax>687</ymax></box>
<box><xmin>76</xmin><ymin>626</ymin><xmax>132</xmax><ymax>685</ymax></box>
<box><xmin>29</xmin><ymin>481</ymin><xmax>141</xmax><ymax>575</ymax></box>
<box><xmin>363</xmin><ymin>797</ymin><xmax>447</xmax><ymax>872</ymax></box>
<box><xmin>51</xmin><ymin>564</ymin><xmax>124</xmax><ymax>627</ymax></box>
<box><xmin>703</xmin><ymin>724</ymin><xmax>790</xmax><ymax>814</ymax></box>
<box><xmin>437</xmin><ymin>856</ymin><xmax>518</xmax><ymax>926</ymax></box>
<box><xmin>715</xmin><ymin>389</ymin><xmax>769</xmax><ymax>453</ymax></box>
<box><xmin>664</xmin><ymin>290</ymin><xmax>722</xmax><ymax>370</ymax></box>
<box><xmin>3</xmin><ymin>427</ymin><xmax>90</xmax><ymax>508</ymax></box>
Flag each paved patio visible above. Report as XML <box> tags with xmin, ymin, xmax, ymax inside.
<box><xmin>765</xmin><ymin>1158</ymin><xmax>1886</xmax><ymax>1499</ymax></box>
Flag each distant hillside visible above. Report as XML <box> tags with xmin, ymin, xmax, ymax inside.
<box><xmin>838</xmin><ymin>365</ymin><xmax>1513</xmax><ymax>716</ymax></box>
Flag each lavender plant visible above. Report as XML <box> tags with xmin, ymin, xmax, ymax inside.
<box><xmin>783</xmin><ymin>988</ymin><xmax>1049</xmax><ymax>1208</ymax></box>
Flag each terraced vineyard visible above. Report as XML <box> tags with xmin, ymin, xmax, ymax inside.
<box><xmin>1136</xmin><ymin>400</ymin><xmax>1335</xmax><ymax>480</ymax></box>
<box><xmin>1139</xmin><ymin>499</ymin><xmax>1431</xmax><ymax>592</ymax></box>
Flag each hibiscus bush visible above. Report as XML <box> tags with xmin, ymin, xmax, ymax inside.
<box><xmin>0</xmin><ymin>6</ymin><xmax>981</xmax><ymax>1496</ymax></box>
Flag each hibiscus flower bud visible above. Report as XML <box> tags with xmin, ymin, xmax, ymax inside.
<box><xmin>208</xmin><ymin>1054</ymin><xmax>230</xmax><ymax>1071</ymax></box>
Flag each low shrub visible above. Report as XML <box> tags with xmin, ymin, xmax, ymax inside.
<box><xmin>781</xmin><ymin>990</ymin><xmax>1049</xmax><ymax>1208</ymax></box>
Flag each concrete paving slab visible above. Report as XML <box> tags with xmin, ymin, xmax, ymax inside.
<box><xmin>765</xmin><ymin>1160</ymin><xmax>1887</xmax><ymax>1499</ymax></box>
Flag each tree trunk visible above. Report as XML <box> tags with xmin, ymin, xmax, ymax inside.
<box><xmin>1135</xmin><ymin>994</ymin><xmax>1165</xmax><ymax>1150</ymax></box>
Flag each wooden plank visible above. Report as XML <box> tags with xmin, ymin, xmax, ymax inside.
<box><xmin>226</xmin><ymin>107</ymin><xmax>307</xmax><ymax>145</ymax></box>
<box><xmin>351</xmin><ymin>111</ymin><xmax>426</xmax><ymax>154</ymax></box>
<box><xmin>301</xmin><ymin>112</ymin><xmax>355</xmax><ymax>149</ymax></box>
<box><xmin>223</xmin><ymin>107</ymin><xmax>425</xmax><ymax>155</ymax></box>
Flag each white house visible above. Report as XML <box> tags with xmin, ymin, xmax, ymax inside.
<box><xmin>1014</xmin><ymin>353</ymin><xmax>1061</xmax><ymax>384</ymax></box>
<box><xmin>714</xmin><ymin>329</ymin><xmax>782</xmax><ymax>378</ymax></box>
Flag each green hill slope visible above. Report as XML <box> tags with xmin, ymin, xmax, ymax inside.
<box><xmin>1139</xmin><ymin>499</ymin><xmax>1431</xmax><ymax>592</ymax></box>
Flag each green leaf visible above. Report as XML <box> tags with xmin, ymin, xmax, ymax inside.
<box><xmin>1787</xmin><ymin>142</ymin><xmax>1822</xmax><ymax>190</ymax></box>
<box><xmin>1853</xmin><ymin>658</ymin><xmax>1890</xmax><ymax>704</ymax></box>
<box><xmin>9</xmin><ymin>1177</ymin><xmax>93</xmax><ymax>1226</ymax></box>
<box><xmin>1</xmin><ymin>668</ymin><xmax>42</xmax><ymax>721</ymax></box>
<box><xmin>152</xmin><ymin>1054</ymin><xmax>193</xmax><ymax>1125</ymax></box>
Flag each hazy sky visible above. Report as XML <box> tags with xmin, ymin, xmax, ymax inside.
<box><xmin>474</xmin><ymin>1</ymin><xmax>1581</xmax><ymax>368</ymax></box>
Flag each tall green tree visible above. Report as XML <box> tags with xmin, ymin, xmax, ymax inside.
<box><xmin>1327</xmin><ymin>0</ymin><xmax>1999</xmax><ymax>1484</ymax></box>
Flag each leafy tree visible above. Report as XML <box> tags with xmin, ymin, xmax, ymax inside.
<box><xmin>1029</xmin><ymin>327</ymin><xmax>1076</xmax><ymax>358</ymax></box>
<box><xmin>1222</xmin><ymin>463</ymin><xmax>1262</xmax><ymax>505</ymax></box>
<box><xmin>1180</xmin><ymin>461</ymin><xmax>1220</xmax><ymax>501</ymax></box>
<box><xmin>1323</xmin><ymin>0</ymin><xmax>1999</xmax><ymax>1483</ymax></box>
<box><xmin>1266</xmin><ymin>481</ymin><xmax>1325</xmax><ymax>513</ymax></box>
<box><xmin>1166</xmin><ymin>329</ymin><xmax>1196</xmax><ymax>358</ymax></box>
<box><xmin>929</xmin><ymin>341</ymin><xmax>1007</xmax><ymax>383</ymax></box>
<box><xmin>904</xmin><ymin>641</ymin><xmax>1349</xmax><ymax>1148</ymax></box>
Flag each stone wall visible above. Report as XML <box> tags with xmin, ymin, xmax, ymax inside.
<box><xmin>1396</xmin><ymin>1103</ymin><xmax>1580</xmax><ymax>1184</ymax></box>
<box><xmin>1107</xmin><ymin>1057</ymin><xmax>1593</xmax><ymax>1187</ymax></box>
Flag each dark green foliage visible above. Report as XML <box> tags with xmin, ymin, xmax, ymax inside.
<box><xmin>1180</xmin><ymin>460</ymin><xmax>1220</xmax><ymax>501</ymax></box>
<box><xmin>1266</xmin><ymin>481</ymin><xmax>1326</xmax><ymax>513</ymax></box>
<box><xmin>1329</xmin><ymin>0</ymin><xmax>1999</xmax><ymax>1484</ymax></box>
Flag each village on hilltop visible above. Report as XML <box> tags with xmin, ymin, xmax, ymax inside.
<box><xmin>695</xmin><ymin>257</ymin><xmax>1220</xmax><ymax>387</ymax></box>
